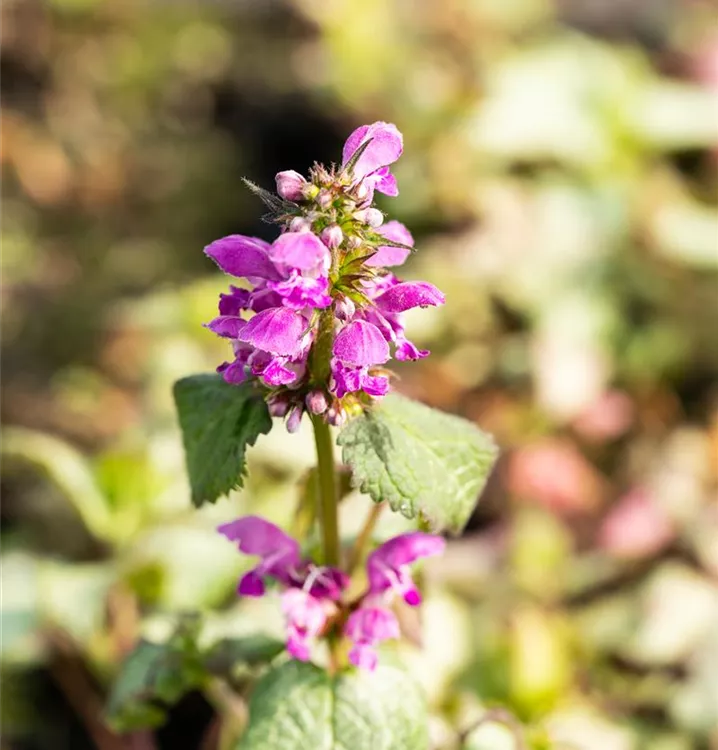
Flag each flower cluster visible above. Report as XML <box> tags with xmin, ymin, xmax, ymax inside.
<box><xmin>204</xmin><ymin>122</ymin><xmax>445</xmax><ymax>430</ymax></box>
<box><xmin>218</xmin><ymin>516</ymin><xmax>444</xmax><ymax>670</ymax></box>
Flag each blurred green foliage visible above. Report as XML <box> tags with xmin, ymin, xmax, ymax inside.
<box><xmin>2</xmin><ymin>0</ymin><xmax>717</xmax><ymax>747</ymax></box>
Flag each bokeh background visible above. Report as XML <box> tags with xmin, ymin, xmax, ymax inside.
<box><xmin>2</xmin><ymin>0</ymin><xmax>717</xmax><ymax>748</ymax></box>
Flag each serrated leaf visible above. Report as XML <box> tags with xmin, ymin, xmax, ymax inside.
<box><xmin>173</xmin><ymin>375</ymin><xmax>272</xmax><ymax>507</ymax></box>
<box><xmin>236</xmin><ymin>661</ymin><xmax>428</xmax><ymax>750</ymax></box>
<box><xmin>338</xmin><ymin>394</ymin><xmax>498</xmax><ymax>534</ymax></box>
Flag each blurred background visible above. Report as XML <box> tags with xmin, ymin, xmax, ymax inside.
<box><xmin>2</xmin><ymin>0</ymin><xmax>717</xmax><ymax>748</ymax></box>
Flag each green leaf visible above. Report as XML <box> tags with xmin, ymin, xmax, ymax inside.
<box><xmin>106</xmin><ymin>641</ymin><xmax>203</xmax><ymax>731</ymax></box>
<box><xmin>338</xmin><ymin>394</ymin><xmax>498</xmax><ymax>534</ymax></box>
<box><xmin>106</xmin><ymin>616</ymin><xmax>205</xmax><ymax>731</ymax></box>
<box><xmin>173</xmin><ymin>374</ymin><xmax>273</xmax><ymax>507</ymax></box>
<box><xmin>204</xmin><ymin>634</ymin><xmax>285</xmax><ymax>674</ymax></box>
<box><xmin>236</xmin><ymin>661</ymin><xmax>428</xmax><ymax>750</ymax></box>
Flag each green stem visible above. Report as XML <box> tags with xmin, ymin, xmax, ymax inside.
<box><xmin>347</xmin><ymin>503</ymin><xmax>383</xmax><ymax>574</ymax></box>
<box><xmin>311</xmin><ymin>414</ymin><xmax>340</xmax><ymax>567</ymax></box>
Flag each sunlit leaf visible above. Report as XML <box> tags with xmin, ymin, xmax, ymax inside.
<box><xmin>236</xmin><ymin>661</ymin><xmax>428</xmax><ymax>749</ymax></box>
<box><xmin>338</xmin><ymin>394</ymin><xmax>498</xmax><ymax>533</ymax></box>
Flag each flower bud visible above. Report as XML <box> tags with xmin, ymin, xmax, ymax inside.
<box><xmin>275</xmin><ymin>170</ymin><xmax>307</xmax><ymax>201</ymax></box>
<box><xmin>286</xmin><ymin>405</ymin><xmax>304</xmax><ymax>433</ymax></box>
<box><xmin>355</xmin><ymin>208</ymin><xmax>384</xmax><ymax>228</ymax></box>
<box><xmin>326</xmin><ymin>405</ymin><xmax>347</xmax><ymax>428</ymax></box>
<box><xmin>289</xmin><ymin>216</ymin><xmax>312</xmax><ymax>233</ymax></box>
<box><xmin>268</xmin><ymin>394</ymin><xmax>291</xmax><ymax>418</ymax></box>
<box><xmin>320</xmin><ymin>224</ymin><xmax>343</xmax><ymax>249</ymax></box>
<box><xmin>316</xmin><ymin>190</ymin><xmax>333</xmax><ymax>210</ymax></box>
<box><xmin>305</xmin><ymin>389</ymin><xmax>328</xmax><ymax>415</ymax></box>
<box><xmin>334</xmin><ymin>295</ymin><xmax>356</xmax><ymax>321</ymax></box>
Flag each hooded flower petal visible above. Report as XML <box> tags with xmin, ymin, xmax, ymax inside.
<box><xmin>238</xmin><ymin>307</ymin><xmax>308</xmax><ymax>357</ymax></box>
<box><xmin>366</xmin><ymin>532</ymin><xmax>445</xmax><ymax>605</ymax></box>
<box><xmin>268</xmin><ymin>231</ymin><xmax>331</xmax><ymax>276</ymax></box>
<box><xmin>374</xmin><ymin>281</ymin><xmax>445</xmax><ymax>313</ymax></box>
<box><xmin>365</xmin><ymin>221</ymin><xmax>414</xmax><ymax>267</ymax></box>
<box><xmin>218</xmin><ymin>516</ymin><xmax>302</xmax><ymax>594</ymax></box>
<box><xmin>333</xmin><ymin>320</ymin><xmax>390</xmax><ymax>367</ymax></box>
<box><xmin>218</xmin><ymin>516</ymin><xmax>300</xmax><ymax>559</ymax></box>
<box><xmin>204</xmin><ymin>235</ymin><xmax>281</xmax><ymax>281</ymax></box>
<box><xmin>342</xmin><ymin>122</ymin><xmax>403</xmax><ymax>182</ymax></box>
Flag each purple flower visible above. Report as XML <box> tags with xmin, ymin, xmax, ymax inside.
<box><xmin>217</xmin><ymin>515</ymin><xmax>302</xmax><ymax>595</ymax></box>
<box><xmin>267</xmin><ymin>232</ymin><xmax>330</xmax><ymax>278</ymax></box>
<box><xmin>374</xmin><ymin>281</ymin><xmax>445</xmax><ymax>314</ymax></box>
<box><xmin>333</xmin><ymin>320</ymin><xmax>390</xmax><ymax>366</ymax></box>
<box><xmin>342</xmin><ymin>531</ymin><xmax>444</xmax><ymax>671</ymax></box>
<box><xmin>366</xmin><ymin>532</ymin><xmax>445</xmax><ymax>606</ymax></box>
<box><xmin>342</xmin><ymin>122</ymin><xmax>403</xmax><ymax>198</ymax></box>
<box><xmin>330</xmin><ymin>320</ymin><xmax>391</xmax><ymax>398</ymax></box>
<box><xmin>365</xmin><ymin>221</ymin><xmax>414</xmax><ymax>268</ymax></box>
<box><xmin>204</xmin><ymin>235</ymin><xmax>281</xmax><ymax>281</ymax></box>
<box><xmin>238</xmin><ymin>307</ymin><xmax>309</xmax><ymax>357</ymax></box>
<box><xmin>219</xmin><ymin>516</ymin><xmax>349</xmax><ymax>661</ymax></box>
<box><xmin>344</xmin><ymin>605</ymin><xmax>401</xmax><ymax>671</ymax></box>
<box><xmin>204</xmin><ymin>120</ymin><xmax>445</xmax><ymax>416</ymax></box>
<box><xmin>281</xmin><ymin>589</ymin><xmax>329</xmax><ymax>661</ymax></box>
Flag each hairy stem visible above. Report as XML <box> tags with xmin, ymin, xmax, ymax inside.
<box><xmin>308</xmin><ymin>304</ymin><xmax>340</xmax><ymax>567</ymax></box>
<box><xmin>311</xmin><ymin>414</ymin><xmax>340</xmax><ymax>567</ymax></box>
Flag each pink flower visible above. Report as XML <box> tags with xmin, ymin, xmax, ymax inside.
<box><xmin>366</xmin><ymin>532</ymin><xmax>445</xmax><ymax>605</ymax></box>
<box><xmin>365</xmin><ymin>221</ymin><xmax>414</xmax><ymax>268</ymax></box>
<box><xmin>342</xmin><ymin>121</ymin><xmax>403</xmax><ymax>198</ymax></box>
<box><xmin>203</xmin><ymin>120</ymin><xmax>444</xmax><ymax>419</ymax></box>
<box><xmin>598</xmin><ymin>488</ymin><xmax>674</xmax><ymax>559</ymax></box>
<box><xmin>281</xmin><ymin>589</ymin><xmax>330</xmax><ymax>661</ymax></box>
<box><xmin>343</xmin><ymin>531</ymin><xmax>445</xmax><ymax>671</ymax></box>
<box><xmin>204</xmin><ymin>235</ymin><xmax>280</xmax><ymax>281</ymax></box>
<box><xmin>344</xmin><ymin>605</ymin><xmax>401</xmax><ymax>671</ymax></box>
<box><xmin>218</xmin><ymin>516</ymin><xmax>348</xmax><ymax>661</ymax></box>
<box><xmin>218</xmin><ymin>515</ymin><xmax>302</xmax><ymax>594</ymax></box>
<box><xmin>330</xmin><ymin>320</ymin><xmax>391</xmax><ymax>398</ymax></box>
<box><xmin>508</xmin><ymin>439</ymin><xmax>603</xmax><ymax>513</ymax></box>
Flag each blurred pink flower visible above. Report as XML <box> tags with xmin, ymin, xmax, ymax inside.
<box><xmin>598</xmin><ymin>487</ymin><xmax>674</xmax><ymax>559</ymax></box>
<box><xmin>572</xmin><ymin>390</ymin><xmax>635</xmax><ymax>442</ymax></box>
<box><xmin>508</xmin><ymin>438</ymin><xmax>602</xmax><ymax>513</ymax></box>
